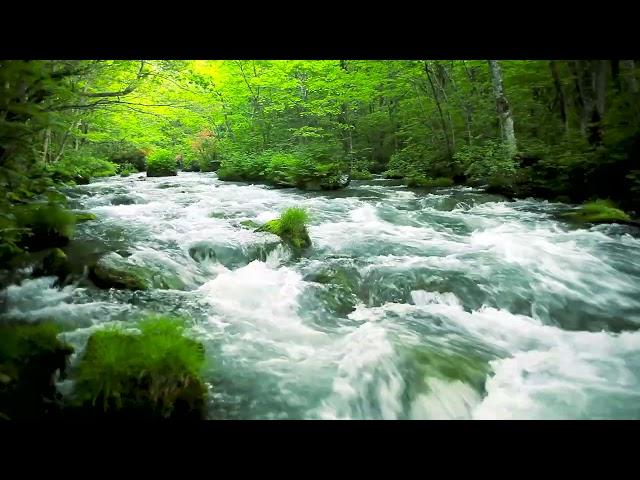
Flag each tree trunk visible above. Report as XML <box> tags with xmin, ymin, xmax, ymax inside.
<box><xmin>424</xmin><ymin>61</ymin><xmax>453</xmax><ymax>158</ymax></box>
<box><xmin>42</xmin><ymin>127</ymin><xmax>51</xmax><ymax>163</ymax></box>
<box><xmin>549</xmin><ymin>61</ymin><xmax>569</xmax><ymax>132</ymax></box>
<box><xmin>488</xmin><ymin>60</ymin><xmax>517</xmax><ymax>156</ymax></box>
<box><xmin>621</xmin><ymin>60</ymin><xmax>638</xmax><ymax>94</ymax></box>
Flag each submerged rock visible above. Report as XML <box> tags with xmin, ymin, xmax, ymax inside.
<box><xmin>188</xmin><ymin>240</ymin><xmax>280</xmax><ymax>269</ymax></box>
<box><xmin>238</xmin><ymin>219</ymin><xmax>261</xmax><ymax>230</ymax></box>
<box><xmin>89</xmin><ymin>252</ymin><xmax>188</xmax><ymax>291</ymax></box>
<box><xmin>89</xmin><ymin>253</ymin><xmax>149</xmax><ymax>290</ymax></box>
<box><xmin>111</xmin><ymin>195</ymin><xmax>139</xmax><ymax>206</ymax></box>
<box><xmin>35</xmin><ymin>248</ymin><xmax>70</xmax><ymax>282</ymax></box>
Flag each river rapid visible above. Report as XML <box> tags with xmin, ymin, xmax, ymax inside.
<box><xmin>3</xmin><ymin>172</ymin><xmax>640</xmax><ymax>419</ymax></box>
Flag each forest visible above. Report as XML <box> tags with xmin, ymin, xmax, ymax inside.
<box><xmin>1</xmin><ymin>60</ymin><xmax>640</xmax><ymax>420</ymax></box>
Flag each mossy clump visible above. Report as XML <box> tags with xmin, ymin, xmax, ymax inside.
<box><xmin>401</xmin><ymin>345</ymin><xmax>493</xmax><ymax>403</ymax></box>
<box><xmin>146</xmin><ymin>149</ymin><xmax>178</xmax><ymax>177</ymax></box>
<box><xmin>70</xmin><ymin>316</ymin><xmax>207</xmax><ymax>419</ymax></box>
<box><xmin>405</xmin><ymin>175</ymin><xmax>454</xmax><ymax>189</ymax></box>
<box><xmin>259</xmin><ymin>207</ymin><xmax>311</xmax><ymax>249</ymax></box>
<box><xmin>75</xmin><ymin>212</ymin><xmax>97</xmax><ymax>223</ymax></box>
<box><xmin>0</xmin><ymin>322</ymin><xmax>74</xmax><ymax>420</ymax></box>
<box><xmin>563</xmin><ymin>199</ymin><xmax>631</xmax><ymax>224</ymax></box>
<box><xmin>13</xmin><ymin>203</ymin><xmax>76</xmax><ymax>251</ymax></box>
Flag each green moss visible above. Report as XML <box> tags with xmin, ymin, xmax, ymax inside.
<box><xmin>71</xmin><ymin>316</ymin><xmax>206</xmax><ymax>419</ymax></box>
<box><xmin>563</xmin><ymin>199</ymin><xmax>631</xmax><ymax>224</ymax></box>
<box><xmin>402</xmin><ymin>346</ymin><xmax>492</xmax><ymax>398</ymax></box>
<box><xmin>75</xmin><ymin>212</ymin><xmax>97</xmax><ymax>223</ymax></box>
<box><xmin>259</xmin><ymin>207</ymin><xmax>312</xmax><ymax>249</ymax></box>
<box><xmin>0</xmin><ymin>322</ymin><xmax>74</xmax><ymax>419</ymax></box>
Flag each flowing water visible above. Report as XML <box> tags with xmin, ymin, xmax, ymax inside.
<box><xmin>3</xmin><ymin>172</ymin><xmax>640</xmax><ymax>419</ymax></box>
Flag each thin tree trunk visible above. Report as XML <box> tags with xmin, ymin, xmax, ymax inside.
<box><xmin>621</xmin><ymin>60</ymin><xmax>638</xmax><ymax>94</ymax></box>
<box><xmin>568</xmin><ymin>60</ymin><xmax>588</xmax><ymax>135</ymax></box>
<box><xmin>595</xmin><ymin>59</ymin><xmax>608</xmax><ymax>120</ymax></box>
<box><xmin>549</xmin><ymin>61</ymin><xmax>569</xmax><ymax>132</ymax></box>
<box><xmin>488</xmin><ymin>60</ymin><xmax>517</xmax><ymax>156</ymax></box>
<box><xmin>424</xmin><ymin>61</ymin><xmax>453</xmax><ymax>158</ymax></box>
<box><xmin>42</xmin><ymin>127</ymin><xmax>51</xmax><ymax>163</ymax></box>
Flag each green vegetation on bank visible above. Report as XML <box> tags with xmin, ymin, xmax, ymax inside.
<box><xmin>146</xmin><ymin>149</ymin><xmax>178</xmax><ymax>177</ymax></box>
<box><xmin>1</xmin><ymin>59</ymin><xmax>638</xmax><ymax>277</ymax></box>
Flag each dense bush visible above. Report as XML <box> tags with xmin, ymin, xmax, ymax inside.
<box><xmin>146</xmin><ymin>149</ymin><xmax>178</xmax><ymax>177</ymax></box>
<box><xmin>453</xmin><ymin>140</ymin><xmax>517</xmax><ymax>183</ymax></box>
<box><xmin>217</xmin><ymin>145</ymin><xmax>349</xmax><ymax>190</ymax></box>
<box><xmin>12</xmin><ymin>202</ymin><xmax>77</xmax><ymax>251</ymax></box>
<box><xmin>118</xmin><ymin>163</ymin><xmax>138</xmax><ymax>177</ymax></box>
<box><xmin>385</xmin><ymin>143</ymin><xmax>455</xmax><ymax>180</ymax></box>
<box><xmin>47</xmin><ymin>154</ymin><xmax>118</xmax><ymax>184</ymax></box>
<box><xmin>405</xmin><ymin>175</ymin><xmax>454</xmax><ymax>188</ymax></box>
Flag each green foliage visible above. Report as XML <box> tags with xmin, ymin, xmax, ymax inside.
<box><xmin>350</xmin><ymin>170</ymin><xmax>374</xmax><ymax>180</ymax></box>
<box><xmin>146</xmin><ymin>149</ymin><xmax>178</xmax><ymax>177</ymax></box>
<box><xmin>563</xmin><ymin>199</ymin><xmax>631</xmax><ymax>224</ymax></box>
<box><xmin>261</xmin><ymin>207</ymin><xmax>311</xmax><ymax>249</ymax></box>
<box><xmin>181</xmin><ymin>151</ymin><xmax>201</xmax><ymax>172</ymax></box>
<box><xmin>0</xmin><ymin>321</ymin><xmax>74</xmax><ymax>420</ymax></box>
<box><xmin>12</xmin><ymin>202</ymin><xmax>76</xmax><ymax>251</ymax></box>
<box><xmin>454</xmin><ymin>140</ymin><xmax>517</xmax><ymax>182</ymax></box>
<box><xmin>48</xmin><ymin>154</ymin><xmax>118</xmax><ymax>184</ymax></box>
<box><xmin>71</xmin><ymin>316</ymin><xmax>206</xmax><ymax>418</ymax></box>
<box><xmin>118</xmin><ymin>163</ymin><xmax>138</xmax><ymax>177</ymax></box>
<box><xmin>405</xmin><ymin>175</ymin><xmax>454</xmax><ymax>188</ymax></box>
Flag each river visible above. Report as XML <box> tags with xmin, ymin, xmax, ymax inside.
<box><xmin>3</xmin><ymin>172</ymin><xmax>640</xmax><ymax>419</ymax></box>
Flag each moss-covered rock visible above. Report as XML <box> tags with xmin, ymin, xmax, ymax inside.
<box><xmin>111</xmin><ymin>195</ymin><xmax>137</xmax><ymax>205</ymax></box>
<box><xmin>68</xmin><ymin>316</ymin><xmax>207</xmax><ymax>419</ymax></box>
<box><xmin>562</xmin><ymin>199</ymin><xmax>632</xmax><ymax>224</ymax></box>
<box><xmin>74</xmin><ymin>212</ymin><xmax>97</xmax><ymax>223</ymax></box>
<box><xmin>258</xmin><ymin>207</ymin><xmax>312</xmax><ymax>250</ymax></box>
<box><xmin>89</xmin><ymin>253</ymin><xmax>149</xmax><ymax>290</ymax></box>
<box><xmin>0</xmin><ymin>321</ymin><xmax>74</xmax><ymax>420</ymax></box>
<box><xmin>88</xmin><ymin>252</ymin><xmax>187</xmax><ymax>291</ymax></box>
